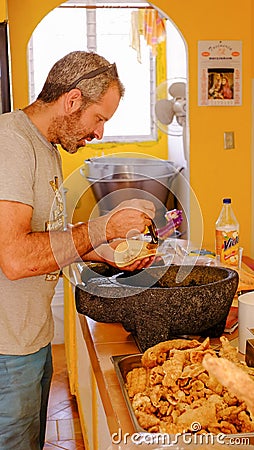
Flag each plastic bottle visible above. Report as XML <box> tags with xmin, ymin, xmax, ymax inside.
<box><xmin>215</xmin><ymin>198</ymin><xmax>239</xmax><ymax>267</ymax></box>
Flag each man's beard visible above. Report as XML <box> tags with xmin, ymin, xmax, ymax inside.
<box><xmin>48</xmin><ymin>110</ymin><xmax>95</xmax><ymax>154</ymax></box>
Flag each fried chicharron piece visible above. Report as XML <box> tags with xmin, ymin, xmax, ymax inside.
<box><xmin>125</xmin><ymin>367</ymin><xmax>149</xmax><ymax>398</ymax></box>
<box><xmin>141</xmin><ymin>338</ymin><xmax>201</xmax><ymax>368</ymax></box>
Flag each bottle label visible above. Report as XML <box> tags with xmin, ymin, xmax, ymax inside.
<box><xmin>216</xmin><ymin>229</ymin><xmax>239</xmax><ymax>266</ymax></box>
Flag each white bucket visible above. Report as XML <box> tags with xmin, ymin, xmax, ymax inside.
<box><xmin>51</xmin><ymin>277</ymin><xmax>64</xmax><ymax>344</ymax></box>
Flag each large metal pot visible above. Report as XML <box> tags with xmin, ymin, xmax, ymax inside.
<box><xmin>80</xmin><ymin>156</ymin><xmax>183</xmax><ymax>222</ymax></box>
<box><xmin>82</xmin><ymin>156</ymin><xmax>180</xmax><ymax>179</ymax></box>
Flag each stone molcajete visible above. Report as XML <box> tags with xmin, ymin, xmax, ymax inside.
<box><xmin>75</xmin><ymin>264</ymin><xmax>239</xmax><ymax>352</ymax></box>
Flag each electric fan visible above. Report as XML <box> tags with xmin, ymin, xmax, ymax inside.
<box><xmin>155</xmin><ymin>78</ymin><xmax>187</xmax><ymax>137</ymax></box>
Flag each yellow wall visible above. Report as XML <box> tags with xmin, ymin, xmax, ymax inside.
<box><xmin>7</xmin><ymin>0</ymin><xmax>61</xmax><ymax>107</ymax></box>
<box><xmin>6</xmin><ymin>0</ymin><xmax>254</xmax><ymax>256</ymax></box>
<box><xmin>0</xmin><ymin>0</ymin><xmax>7</xmax><ymax>21</ymax></box>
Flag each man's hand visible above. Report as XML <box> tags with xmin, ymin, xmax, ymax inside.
<box><xmin>103</xmin><ymin>199</ymin><xmax>155</xmax><ymax>242</ymax></box>
<box><xmin>83</xmin><ymin>240</ymin><xmax>156</xmax><ymax>271</ymax></box>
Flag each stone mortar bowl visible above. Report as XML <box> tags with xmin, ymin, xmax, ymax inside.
<box><xmin>75</xmin><ymin>263</ymin><xmax>239</xmax><ymax>352</ymax></box>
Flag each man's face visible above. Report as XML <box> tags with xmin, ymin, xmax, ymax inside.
<box><xmin>51</xmin><ymin>85</ymin><xmax>121</xmax><ymax>154</ymax></box>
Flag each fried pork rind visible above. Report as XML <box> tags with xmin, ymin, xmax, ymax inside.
<box><xmin>161</xmin><ymin>350</ymin><xmax>186</xmax><ymax>387</ymax></box>
<box><xmin>125</xmin><ymin>337</ymin><xmax>254</xmax><ymax>435</ymax></box>
<box><xmin>219</xmin><ymin>335</ymin><xmax>254</xmax><ymax>379</ymax></box>
<box><xmin>176</xmin><ymin>396</ymin><xmax>217</xmax><ymax>429</ymax></box>
<box><xmin>219</xmin><ymin>336</ymin><xmax>240</xmax><ymax>363</ymax></box>
<box><xmin>125</xmin><ymin>367</ymin><xmax>149</xmax><ymax>398</ymax></box>
<box><xmin>134</xmin><ymin>410</ymin><xmax>160</xmax><ymax>431</ymax></box>
<box><xmin>141</xmin><ymin>338</ymin><xmax>201</xmax><ymax>368</ymax></box>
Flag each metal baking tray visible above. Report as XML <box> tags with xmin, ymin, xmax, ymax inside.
<box><xmin>111</xmin><ymin>353</ymin><xmax>254</xmax><ymax>447</ymax></box>
<box><xmin>111</xmin><ymin>354</ymin><xmax>144</xmax><ymax>432</ymax></box>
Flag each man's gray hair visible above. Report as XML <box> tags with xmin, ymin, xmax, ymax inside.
<box><xmin>37</xmin><ymin>51</ymin><xmax>125</xmax><ymax>106</ymax></box>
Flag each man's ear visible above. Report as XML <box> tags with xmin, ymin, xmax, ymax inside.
<box><xmin>64</xmin><ymin>88</ymin><xmax>83</xmax><ymax>113</ymax></box>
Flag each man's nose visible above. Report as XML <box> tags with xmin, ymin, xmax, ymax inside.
<box><xmin>93</xmin><ymin>123</ymin><xmax>104</xmax><ymax>141</ymax></box>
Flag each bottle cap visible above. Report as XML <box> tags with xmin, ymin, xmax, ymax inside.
<box><xmin>223</xmin><ymin>198</ymin><xmax>231</xmax><ymax>204</ymax></box>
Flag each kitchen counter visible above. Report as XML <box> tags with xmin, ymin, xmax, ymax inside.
<box><xmin>63</xmin><ymin>262</ymin><xmax>247</xmax><ymax>450</ymax></box>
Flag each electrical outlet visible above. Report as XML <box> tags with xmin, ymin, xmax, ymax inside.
<box><xmin>224</xmin><ymin>131</ymin><xmax>235</xmax><ymax>149</ymax></box>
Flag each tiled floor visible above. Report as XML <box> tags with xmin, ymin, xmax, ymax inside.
<box><xmin>44</xmin><ymin>344</ymin><xmax>85</xmax><ymax>450</ymax></box>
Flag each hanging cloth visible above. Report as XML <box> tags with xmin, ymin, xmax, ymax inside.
<box><xmin>130</xmin><ymin>9</ymin><xmax>144</xmax><ymax>63</ymax></box>
<box><xmin>130</xmin><ymin>9</ymin><xmax>166</xmax><ymax>62</ymax></box>
<box><xmin>143</xmin><ymin>9</ymin><xmax>166</xmax><ymax>56</ymax></box>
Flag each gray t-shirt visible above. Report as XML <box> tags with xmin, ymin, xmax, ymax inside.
<box><xmin>0</xmin><ymin>110</ymin><xmax>64</xmax><ymax>355</ymax></box>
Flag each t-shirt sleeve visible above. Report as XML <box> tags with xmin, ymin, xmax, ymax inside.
<box><xmin>0</xmin><ymin>131</ymin><xmax>35</xmax><ymax>207</ymax></box>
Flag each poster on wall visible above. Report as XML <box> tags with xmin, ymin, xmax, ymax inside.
<box><xmin>198</xmin><ymin>40</ymin><xmax>242</xmax><ymax>106</ymax></box>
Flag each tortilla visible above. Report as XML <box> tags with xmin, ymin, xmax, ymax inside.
<box><xmin>114</xmin><ymin>239</ymin><xmax>158</xmax><ymax>268</ymax></box>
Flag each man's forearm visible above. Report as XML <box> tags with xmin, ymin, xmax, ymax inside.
<box><xmin>3</xmin><ymin>218</ymin><xmax>108</xmax><ymax>280</ymax></box>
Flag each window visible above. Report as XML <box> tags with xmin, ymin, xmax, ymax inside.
<box><xmin>28</xmin><ymin>2</ymin><xmax>156</xmax><ymax>142</ymax></box>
